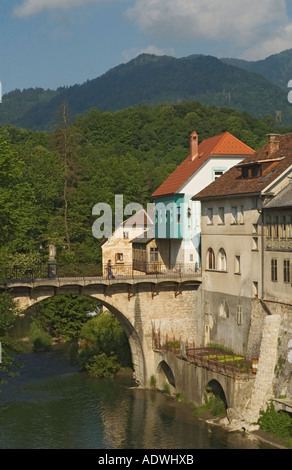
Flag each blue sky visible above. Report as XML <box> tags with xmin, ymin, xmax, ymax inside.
<box><xmin>1</xmin><ymin>0</ymin><xmax>292</xmax><ymax>93</ymax></box>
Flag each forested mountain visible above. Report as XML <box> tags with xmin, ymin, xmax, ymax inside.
<box><xmin>1</xmin><ymin>52</ymin><xmax>292</xmax><ymax>130</ymax></box>
<box><xmin>1</xmin><ymin>100</ymin><xmax>291</xmax><ymax>271</ymax></box>
<box><xmin>221</xmin><ymin>48</ymin><xmax>292</xmax><ymax>89</ymax></box>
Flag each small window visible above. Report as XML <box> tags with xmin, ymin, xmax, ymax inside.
<box><xmin>190</xmin><ymin>254</ymin><xmax>193</xmax><ymax>262</ymax></box>
<box><xmin>177</xmin><ymin>206</ymin><xmax>181</xmax><ymax>224</ymax></box>
<box><xmin>235</xmin><ymin>255</ymin><xmax>241</xmax><ymax>274</ymax></box>
<box><xmin>253</xmin><ymin>281</ymin><xmax>258</xmax><ymax>297</ymax></box>
<box><xmin>115</xmin><ymin>253</ymin><xmax>124</xmax><ymax>263</ymax></box>
<box><xmin>150</xmin><ymin>247</ymin><xmax>158</xmax><ymax>262</ymax></box>
<box><xmin>214</xmin><ymin>170</ymin><xmax>224</xmax><ymax>180</ymax></box>
<box><xmin>231</xmin><ymin>206</ymin><xmax>238</xmax><ymax>224</ymax></box>
<box><xmin>218</xmin><ymin>207</ymin><xmax>225</xmax><ymax>225</ymax></box>
<box><xmin>219</xmin><ymin>299</ymin><xmax>229</xmax><ymax>318</ymax></box>
<box><xmin>237</xmin><ymin>305</ymin><xmax>243</xmax><ymax>325</ymax></box>
<box><xmin>123</xmin><ymin>231</ymin><xmax>129</xmax><ymax>239</ymax></box>
<box><xmin>206</xmin><ymin>208</ymin><xmax>213</xmax><ymax>225</ymax></box>
<box><xmin>284</xmin><ymin>260</ymin><xmax>291</xmax><ymax>283</ymax></box>
<box><xmin>207</xmin><ymin>248</ymin><xmax>215</xmax><ymax>270</ymax></box>
<box><xmin>218</xmin><ymin>248</ymin><xmax>227</xmax><ymax>271</ymax></box>
<box><xmin>252</xmin><ymin>237</ymin><xmax>258</xmax><ymax>251</ymax></box>
<box><xmin>271</xmin><ymin>259</ymin><xmax>277</xmax><ymax>282</ymax></box>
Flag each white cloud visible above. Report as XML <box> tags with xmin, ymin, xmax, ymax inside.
<box><xmin>13</xmin><ymin>0</ymin><xmax>105</xmax><ymax>18</ymax></box>
<box><xmin>125</xmin><ymin>0</ymin><xmax>291</xmax><ymax>59</ymax></box>
<box><xmin>122</xmin><ymin>45</ymin><xmax>175</xmax><ymax>62</ymax></box>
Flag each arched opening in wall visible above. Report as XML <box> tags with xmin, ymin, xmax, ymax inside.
<box><xmin>204</xmin><ymin>379</ymin><xmax>228</xmax><ymax>416</ymax></box>
<box><xmin>207</xmin><ymin>248</ymin><xmax>215</xmax><ymax>270</ymax></box>
<box><xmin>217</xmin><ymin>248</ymin><xmax>227</xmax><ymax>271</ymax></box>
<box><xmin>10</xmin><ymin>293</ymin><xmax>142</xmax><ymax>384</ymax></box>
<box><xmin>219</xmin><ymin>298</ymin><xmax>229</xmax><ymax>318</ymax></box>
<box><xmin>156</xmin><ymin>360</ymin><xmax>176</xmax><ymax>394</ymax></box>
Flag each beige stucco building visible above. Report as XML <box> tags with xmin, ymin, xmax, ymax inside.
<box><xmin>100</xmin><ymin>207</ymin><xmax>154</xmax><ymax>276</ymax></box>
<box><xmin>194</xmin><ymin>133</ymin><xmax>292</xmax><ymax>354</ymax></box>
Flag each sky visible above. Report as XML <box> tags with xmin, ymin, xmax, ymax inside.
<box><xmin>1</xmin><ymin>0</ymin><xmax>292</xmax><ymax>93</ymax></box>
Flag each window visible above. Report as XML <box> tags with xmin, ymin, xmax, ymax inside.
<box><xmin>237</xmin><ymin>305</ymin><xmax>243</xmax><ymax>325</ymax></box>
<box><xmin>207</xmin><ymin>248</ymin><xmax>215</xmax><ymax>270</ymax></box>
<box><xmin>253</xmin><ymin>281</ymin><xmax>258</xmax><ymax>297</ymax></box>
<box><xmin>206</xmin><ymin>208</ymin><xmax>213</xmax><ymax>225</ymax></box>
<box><xmin>252</xmin><ymin>224</ymin><xmax>258</xmax><ymax>234</ymax></box>
<box><xmin>284</xmin><ymin>260</ymin><xmax>291</xmax><ymax>283</ymax></box>
<box><xmin>115</xmin><ymin>253</ymin><xmax>124</xmax><ymax>263</ymax></box>
<box><xmin>123</xmin><ymin>231</ymin><xmax>129</xmax><ymax>239</ymax></box>
<box><xmin>218</xmin><ymin>248</ymin><xmax>227</xmax><ymax>271</ymax></box>
<box><xmin>219</xmin><ymin>299</ymin><xmax>229</xmax><ymax>318</ymax></box>
<box><xmin>231</xmin><ymin>206</ymin><xmax>238</xmax><ymax>224</ymax></box>
<box><xmin>177</xmin><ymin>206</ymin><xmax>181</xmax><ymax>224</ymax></box>
<box><xmin>288</xmin><ymin>215</ymin><xmax>292</xmax><ymax>239</ymax></box>
<box><xmin>214</xmin><ymin>170</ymin><xmax>224</xmax><ymax>180</ymax></box>
<box><xmin>280</xmin><ymin>216</ymin><xmax>287</xmax><ymax>239</ymax></box>
<box><xmin>266</xmin><ymin>215</ymin><xmax>272</xmax><ymax>238</ymax></box>
<box><xmin>218</xmin><ymin>207</ymin><xmax>225</xmax><ymax>225</ymax></box>
<box><xmin>150</xmin><ymin>247</ymin><xmax>158</xmax><ymax>262</ymax></box>
<box><xmin>273</xmin><ymin>216</ymin><xmax>279</xmax><ymax>239</ymax></box>
<box><xmin>237</xmin><ymin>205</ymin><xmax>244</xmax><ymax>224</ymax></box>
<box><xmin>235</xmin><ymin>255</ymin><xmax>241</xmax><ymax>274</ymax></box>
<box><xmin>252</xmin><ymin>237</ymin><xmax>259</xmax><ymax>251</ymax></box>
<box><xmin>190</xmin><ymin>254</ymin><xmax>193</xmax><ymax>262</ymax></box>
<box><xmin>271</xmin><ymin>259</ymin><xmax>278</xmax><ymax>282</ymax></box>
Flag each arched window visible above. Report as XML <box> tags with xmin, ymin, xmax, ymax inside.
<box><xmin>218</xmin><ymin>248</ymin><xmax>227</xmax><ymax>271</ymax></box>
<box><xmin>219</xmin><ymin>299</ymin><xmax>229</xmax><ymax>318</ymax></box>
<box><xmin>207</xmin><ymin>248</ymin><xmax>215</xmax><ymax>270</ymax></box>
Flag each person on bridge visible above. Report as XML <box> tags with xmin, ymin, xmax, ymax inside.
<box><xmin>106</xmin><ymin>260</ymin><xmax>114</xmax><ymax>279</ymax></box>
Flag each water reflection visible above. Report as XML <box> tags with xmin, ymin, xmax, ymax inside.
<box><xmin>0</xmin><ymin>350</ymin><xmax>269</xmax><ymax>449</ymax></box>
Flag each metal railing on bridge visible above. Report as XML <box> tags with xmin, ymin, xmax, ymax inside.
<box><xmin>152</xmin><ymin>328</ymin><xmax>256</xmax><ymax>379</ymax></box>
<box><xmin>0</xmin><ymin>262</ymin><xmax>201</xmax><ymax>281</ymax></box>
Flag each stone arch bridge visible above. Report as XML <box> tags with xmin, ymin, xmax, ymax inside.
<box><xmin>0</xmin><ymin>271</ymin><xmax>255</xmax><ymax>410</ymax></box>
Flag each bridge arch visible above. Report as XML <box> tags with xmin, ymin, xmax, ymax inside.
<box><xmin>156</xmin><ymin>360</ymin><xmax>176</xmax><ymax>394</ymax></box>
<box><xmin>205</xmin><ymin>378</ymin><xmax>228</xmax><ymax>409</ymax></box>
<box><xmin>10</xmin><ymin>288</ymin><xmax>147</xmax><ymax>387</ymax></box>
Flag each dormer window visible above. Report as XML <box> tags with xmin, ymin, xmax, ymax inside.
<box><xmin>241</xmin><ymin>163</ymin><xmax>262</xmax><ymax>179</ymax></box>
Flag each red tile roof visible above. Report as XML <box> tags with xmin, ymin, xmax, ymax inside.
<box><xmin>151</xmin><ymin>132</ymin><xmax>254</xmax><ymax>198</ymax></box>
<box><xmin>193</xmin><ymin>133</ymin><xmax>292</xmax><ymax>200</ymax></box>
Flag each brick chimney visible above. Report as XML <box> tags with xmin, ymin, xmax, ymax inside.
<box><xmin>267</xmin><ymin>134</ymin><xmax>280</xmax><ymax>156</ymax></box>
<box><xmin>190</xmin><ymin>131</ymin><xmax>199</xmax><ymax>161</ymax></box>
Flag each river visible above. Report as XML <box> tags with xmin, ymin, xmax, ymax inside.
<box><xmin>0</xmin><ymin>345</ymin><xmax>275</xmax><ymax>450</ymax></box>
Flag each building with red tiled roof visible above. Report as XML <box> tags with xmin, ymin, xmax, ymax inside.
<box><xmin>151</xmin><ymin>131</ymin><xmax>254</xmax><ymax>268</ymax></box>
<box><xmin>192</xmin><ymin>133</ymin><xmax>292</xmax><ymax>356</ymax></box>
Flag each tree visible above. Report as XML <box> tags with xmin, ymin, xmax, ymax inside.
<box><xmin>0</xmin><ymin>293</ymin><xmax>21</xmax><ymax>391</ymax></box>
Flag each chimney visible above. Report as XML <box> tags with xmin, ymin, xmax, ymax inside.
<box><xmin>266</xmin><ymin>134</ymin><xmax>280</xmax><ymax>156</ymax></box>
<box><xmin>190</xmin><ymin>131</ymin><xmax>199</xmax><ymax>161</ymax></box>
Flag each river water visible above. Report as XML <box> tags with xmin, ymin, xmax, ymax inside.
<box><xmin>0</xmin><ymin>346</ymin><xmax>274</xmax><ymax>450</ymax></box>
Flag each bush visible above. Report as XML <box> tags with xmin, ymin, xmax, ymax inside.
<box><xmin>77</xmin><ymin>311</ymin><xmax>131</xmax><ymax>369</ymax></box>
<box><xmin>203</xmin><ymin>392</ymin><xmax>227</xmax><ymax>417</ymax></box>
<box><xmin>257</xmin><ymin>402</ymin><xmax>292</xmax><ymax>439</ymax></box>
<box><xmin>85</xmin><ymin>353</ymin><xmax>121</xmax><ymax>378</ymax></box>
<box><xmin>29</xmin><ymin>321</ymin><xmax>52</xmax><ymax>351</ymax></box>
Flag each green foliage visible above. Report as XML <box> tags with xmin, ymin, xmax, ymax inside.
<box><xmin>257</xmin><ymin>402</ymin><xmax>292</xmax><ymax>439</ymax></box>
<box><xmin>175</xmin><ymin>392</ymin><xmax>185</xmax><ymax>403</ymax></box>
<box><xmin>29</xmin><ymin>321</ymin><xmax>52</xmax><ymax>351</ymax></box>
<box><xmin>203</xmin><ymin>392</ymin><xmax>227</xmax><ymax>417</ymax></box>
<box><xmin>29</xmin><ymin>295</ymin><xmax>98</xmax><ymax>341</ymax></box>
<box><xmin>150</xmin><ymin>374</ymin><xmax>157</xmax><ymax>388</ymax></box>
<box><xmin>162</xmin><ymin>382</ymin><xmax>171</xmax><ymax>395</ymax></box>
<box><xmin>85</xmin><ymin>353</ymin><xmax>121</xmax><ymax>378</ymax></box>
<box><xmin>0</xmin><ymin>293</ymin><xmax>22</xmax><ymax>389</ymax></box>
<box><xmin>77</xmin><ymin>311</ymin><xmax>131</xmax><ymax>370</ymax></box>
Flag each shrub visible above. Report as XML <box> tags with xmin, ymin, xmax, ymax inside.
<box><xmin>163</xmin><ymin>382</ymin><xmax>171</xmax><ymax>395</ymax></box>
<box><xmin>29</xmin><ymin>321</ymin><xmax>52</xmax><ymax>351</ymax></box>
<box><xmin>150</xmin><ymin>375</ymin><xmax>156</xmax><ymax>388</ymax></box>
<box><xmin>85</xmin><ymin>353</ymin><xmax>120</xmax><ymax>378</ymax></box>
<box><xmin>257</xmin><ymin>402</ymin><xmax>292</xmax><ymax>439</ymax></box>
